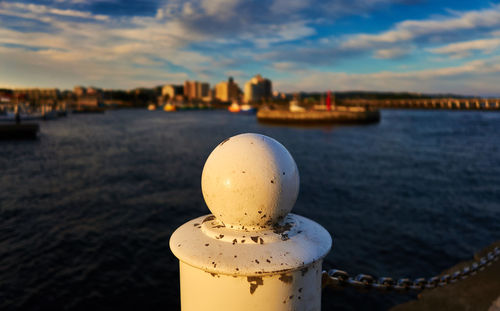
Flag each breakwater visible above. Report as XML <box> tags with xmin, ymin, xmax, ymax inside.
<box><xmin>257</xmin><ymin>107</ymin><xmax>380</xmax><ymax>124</ymax></box>
<box><xmin>341</xmin><ymin>98</ymin><xmax>500</xmax><ymax>110</ymax></box>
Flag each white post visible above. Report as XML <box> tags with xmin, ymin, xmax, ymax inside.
<box><xmin>170</xmin><ymin>133</ymin><xmax>332</xmax><ymax>311</ymax></box>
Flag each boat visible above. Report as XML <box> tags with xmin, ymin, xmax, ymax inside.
<box><xmin>164</xmin><ymin>103</ymin><xmax>176</xmax><ymax>112</ymax></box>
<box><xmin>240</xmin><ymin>104</ymin><xmax>257</xmax><ymax>114</ymax></box>
<box><xmin>228</xmin><ymin>102</ymin><xmax>241</xmax><ymax>113</ymax></box>
<box><xmin>0</xmin><ymin>112</ymin><xmax>44</xmax><ymax>122</ymax></box>
<box><xmin>72</xmin><ymin>106</ymin><xmax>106</xmax><ymax>113</ymax></box>
<box><xmin>0</xmin><ymin>123</ymin><xmax>39</xmax><ymax>139</ymax></box>
<box><xmin>289</xmin><ymin>100</ymin><xmax>306</xmax><ymax>112</ymax></box>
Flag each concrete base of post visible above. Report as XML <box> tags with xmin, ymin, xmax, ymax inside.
<box><xmin>180</xmin><ymin>260</ymin><xmax>323</xmax><ymax>311</ymax></box>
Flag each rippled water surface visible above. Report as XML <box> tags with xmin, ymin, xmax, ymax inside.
<box><xmin>1</xmin><ymin>109</ymin><xmax>499</xmax><ymax>310</ymax></box>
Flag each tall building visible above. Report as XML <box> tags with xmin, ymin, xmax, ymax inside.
<box><xmin>198</xmin><ymin>82</ymin><xmax>210</xmax><ymax>98</ymax></box>
<box><xmin>215</xmin><ymin>77</ymin><xmax>239</xmax><ymax>102</ymax></box>
<box><xmin>243</xmin><ymin>74</ymin><xmax>272</xmax><ymax>103</ymax></box>
<box><xmin>184</xmin><ymin>80</ymin><xmax>210</xmax><ymax>100</ymax></box>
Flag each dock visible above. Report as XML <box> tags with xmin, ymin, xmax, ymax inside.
<box><xmin>0</xmin><ymin>123</ymin><xmax>39</xmax><ymax>139</ymax></box>
<box><xmin>257</xmin><ymin>106</ymin><xmax>380</xmax><ymax>124</ymax></box>
<box><xmin>72</xmin><ymin>107</ymin><xmax>106</xmax><ymax>114</ymax></box>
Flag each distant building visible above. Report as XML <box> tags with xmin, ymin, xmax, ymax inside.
<box><xmin>74</xmin><ymin>86</ymin><xmax>86</xmax><ymax>97</ymax></box>
<box><xmin>162</xmin><ymin>85</ymin><xmax>184</xmax><ymax>99</ymax></box>
<box><xmin>86</xmin><ymin>87</ymin><xmax>101</xmax><ymax>96</ymax></box>
<box><xmin>12</xmin><ymin>88</ymin><xmax>60</xmax><ymax>104</ymax></box>
<box><xmin>76</xmin><ymin>96</ymin><xmax>100</xmax><ymax>107</ymax></box>
<box><xmin>184</xmin><ymin>80</ymin><xmax>210</xmax><ymax>100</ymax></box>
<box><xmin>215</xmin><ymin>77</ymin><xmax>239</xmax><ymax>102</ymax></box>
<box><xmin>244</xmin><ymin>74</ymin><xmax>272</xmax><ymax>103</ymax></box>
<box><xmin>72</xmin><ymin>86</ymin><xmax>103</xmax><ymax>108</ymax></box>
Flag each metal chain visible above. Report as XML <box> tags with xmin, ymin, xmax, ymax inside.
<box><xmin>322</xmin><ymin>246</ymin><xmax>500</xmax><ymax>292</ymax></box>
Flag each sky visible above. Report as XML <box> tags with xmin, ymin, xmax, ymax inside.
<box><xmin>1</xmin><ymin>0</ymin><xmax>500</xmax><ymax>95</ymax></box>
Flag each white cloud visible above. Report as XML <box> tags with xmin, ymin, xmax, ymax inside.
<box><xmin>182</xmin><ymin>2</ymin><xmax>195</xmax><ymax>16</ymax></box>
<box><xmin>0</xmin><ymin>1</ymin><xmax>215</xmax><ymax>88</ymax></box>
<box><xmin>273</xmin><ymin>56</ymin><xmax>500</xmax><ymax>95</ymax></box>
<box><xmin>342</xmin><ymin>4</ymin><xmax>500</xmax><ymax>50</ymax></box>
<box><xmin>201</xmin><ymin>0</ymin><xmax>240</xmax><ymax>18</ymax></box>
<box><xmin>428</xmin><ymin>38</ymin><xmax>500</xmax><ymax>58</ymax></box>
<box><xmin>374</xmin><ymin>47</ymin><xmax>410</xmax><ymax>59</ymax></box>
<box><xmin>270</xmin><ymin>0</ymin><xmax>308</xmax><ymax>14</ymax></box>
<box><xmin>0</xmin><ymin>2</ymin><xmax>109</xmax><ymax>21</ymax></box>
<box><xmin>2</xmin><ymin>0</ymin><xmax>500</xmax><ymax>96</ymax></box>
<box><xmin>251</xmin><ymin>21</ymin><xmax>316</xmax><ymax>48</ymax></box>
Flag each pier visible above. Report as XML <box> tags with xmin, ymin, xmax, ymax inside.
<box><xmin>340</xmin><ymin>98</ymin><xmax>500</xmax><ymax>110</ymax></box>
<box><xmin>257</xmin><ymin>106</ymin><xmax>380</xmax><ymax>124</ymax></box>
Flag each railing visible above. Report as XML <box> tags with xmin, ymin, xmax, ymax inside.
<box><xmin>322</xmin><ymin>246</ymin><xmax>499</xmax><ymax>292</ymax></box>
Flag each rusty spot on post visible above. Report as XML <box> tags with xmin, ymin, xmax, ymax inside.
<box><xmin>247</xmin><ymin>276</ymin><xmax>264</xmax><ymax>294</ymax></box>
<box><xmin>301</xmin><ymin>267</ymin><xmax>308</xmax><ymax>276</ymax></box>
<box><xmin>219</xmin><ymin>137</ymin><xmax>230</xmax><ymax>146</ymax></box>
<box><xmin>279</xmin><ymin>274</ymin><xmax>293</xmax><ymax>284</ymax></box>
<box><xmin>202</xmin><ymin>215</ymin><xmax>216</xmax><ymax>223</ymax></box>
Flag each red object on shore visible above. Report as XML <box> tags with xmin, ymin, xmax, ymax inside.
<box><xmin>326</xmin><ymin>91</ymin><xmax>331</xmax><ymax>111</ymax></box>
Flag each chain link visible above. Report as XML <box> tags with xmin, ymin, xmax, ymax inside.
<box><xmin>322</xmin><ymin>246</ymin><xmax>499</xmax><ymax>292</ymax></box>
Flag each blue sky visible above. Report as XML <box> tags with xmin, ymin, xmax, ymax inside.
<box><xmin>1</xmin><ymin>0</ymin><xmax>500</xmax><ymax>95</ymax></box>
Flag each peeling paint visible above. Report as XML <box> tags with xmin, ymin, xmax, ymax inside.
<box><xmin>279</xmin><ymin>274</ymin><xmax>293</xmax><ymax>284</ymax></box>
<box><xmin>247</xmin><ymin>276</ymin><xmax>263</xmax><ymax>294</ymax></box>
<box><xmin>301</xmin><ymin>267</ymin><xmax>308</xmax><ymax>276</ymax></box>
<box><xmin>219</xmin><ymin>137</ymin><xmax>230</xmax><ymax>146</ymax></box>
<box><xmin>202</xmin><ymin>215</ymin><xmax>216</xmax><ymax>223</ymax></box>
<box><xmin>272</xmin><ymin>222</ymin><xmax>292</xmax><ymax>234</ymax></box>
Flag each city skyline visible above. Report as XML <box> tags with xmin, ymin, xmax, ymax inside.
<box><xmin>2</xmin><ymin>1</ymin><xmax>500</xmax><ymax>96</ymax></box>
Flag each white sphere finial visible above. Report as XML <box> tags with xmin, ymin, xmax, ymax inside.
<box><xmin>201</xmin><ymin>133</ymin><xmax>299</xmax><ymax>229</ymax></box>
